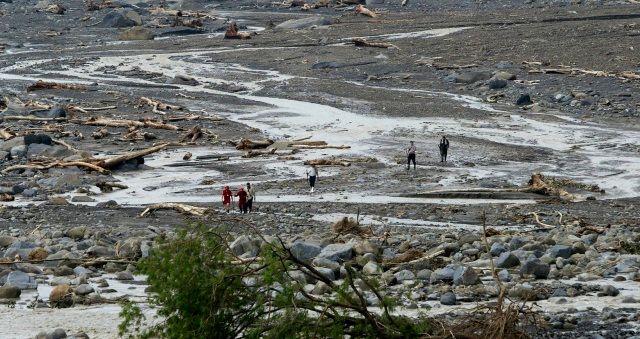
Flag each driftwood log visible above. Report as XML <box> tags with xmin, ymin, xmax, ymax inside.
<box><xmin>68</xmin><ymin>105</ymin><xmax>116</xmax><ymax>113</ymax></box>
<box><xmin>524</xmin><ymin>173</ymin><xmax>574</xmax><ymax>200</ymax></box>
<box><xmin>181</xmin><ymin>125</ymin><xmax>203</xmax><ymax>142</ymax></box>
<box><xmin>27</xmin><ymin>80</ymin><xmax>86</xmax><ymax>92</ymax></box>
<box><xmin>355</xmin><ymin>4</ymin><xmax>378</xmax><ymax>17</ymax></box>
<box><xmin>138</xmin><ymin>97</ymin><xmax>182</xmax><ymax>115</ymax></box>
<box><xmin>0</xmin><ymin>128</ymin><xmax>15</xmax><ymax>140</ymax></box>
<box><xmin>0</xmin><ymin>193</ymin><xmax>15</xmax><ymax>202</ymax></box>
<box><xmin>292</xmin><ymin>144</ymin><xmax>350</xmax><ymax>150</ymax></box>
<box><xmin>1</xmin><ymin>160</ymin><xmax>109</xmax><ymax>174</ymax></box>
<box><xmin>1</xmin><ymin>115</ymin><xmax>67</xmax><ymax>122</ymax></box>
<box><xmin>235</xmin><ymin>138</ymin><xmax>274</xmax><ymax>150</ymax></box>
<box><xmin>76</xmin><ymin>117</ymin><xmax>179</xmax><ymax>130</ymax></box>
<box><xmin>140</xmin><ymin>203</ymin><xmax>210</xmax><ymax>217</ymax></box>
<box><xmin>225</xmin><ymin>22</ymin><xmax>252</xmax><ymax>39</ymax></box>
<box><xmin>243</xmin><ymin>148</ymin><xmax>277</xmax><ymax>158</ymax></box>
<box><xmin>304</xmin><ymin>159</ymin><xmax>351</xmax><ymax>167</ymax></box>
<box><xmin>183</xmin><ymin>152</ymin><xmax>192</xmax><ymax>160</ymax></box>
<box><xmin>352</xmin><ymin>38</ymin><xmax>396</xmax><ymax>49</ymax></box>
<box><xmin>96</xmin><ymin>182</ymin><xmax>128</xmax><ymax>192</ymax></box>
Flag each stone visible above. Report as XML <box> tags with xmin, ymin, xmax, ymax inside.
<box><xmin>496</xmin><ymin>252</ymin><xmax>520</xmax><ymax>268</ymax></box>
<box><xmin>5</xmin><ymin>271</ymin><xmax>37</xmax><ymax>289</ymax></box>
<box><xmin>115</xmin><ymin>271</ymin><xmax>134</xmax><ymax>280</ymax></box>
<box><xmin>28</xmin><ymin>247</ymin><xmax>49</xmax><ymax>262</ymax></box>
<box><xmin>440</xmin><ymin>291</ymin><xmax>457</xmax><ymax>305</ymax></box>
<box><xmin>74</xmin><ymin>284</ymin><xmax>94</xmax><ymax>296</ymax></box>
<box><xmin>498</xmin><ymin>269</ymin><xmax>511</xmax><ymax>282</ymax></box>
<box><xmin>50</xmin><ymin>277</ymin><xmax>72</xmax><ymax>286</ymax></box>
<box><xmin>548</xmin><ymin>245</ymin><xmax>573</xmax><ymax>259</ymax></box>
<box><xmin>15</xmin><ymin>263</ymin><xmax>42</xmax><ymax>274</ymax></box>
<box><xmin>66</xmin><ymin>226</ymin><xmax>87</xmax><ymax>240</ymax></box>
<box><xmin>519</xmin><ymin>258</ymin><xmax>550</xmax><ymax>279</ymax></box>
<box><xmin>314</xmin><ymin>267</ymin><xmax>335</xmax><ymax>281</ymax></box>
<box><xmin>457</xmin><ymin>233</ymin><xmax>480</xmax><ymax>246</ymax></box>
<box><xmin>515</xmin><ymin>94</ymin><xmax>533</xmax><ymax>106</ymax></box>
<box><xmin>381</xmin><ymin>271</ymin><xmax>397</xmax><ymax>285</ymax></box>
<box><xmin>275</xmin><ymin>16</ymin><xmax>335</xmax><ymax>30</ymax></box>
<box><xmin>312</xmin><ymin>281</ymin><xmax>330</xmax><ymax>295</ymax></box>
<box><xmin>394</xmin><ymin>269</ymin><xmax>415</xmax><ymax>282</ymax></box>
<box><xmin>453</xmin><ymin>266</ymin><xmax>479</xmax><ymax>285</ymax></box>
<box><xmin>51</xmin><ymin>328</ymin><xmax>67</xmax><ymax>339</ymax></box>
<box><xmin>601</xmin><ymin>285</ymin><xmax>620</xmax><ymax>297</ymax></box>
<box><xmin>100</xmin><ymin>9</ymin><xmax>138</xmax><ymax>28</ymax></box>
<box><xmin>490</xmin><ymin>242</ymin><xmax>507</xmax><ymax>256</ymax></box>
<box><xmin>448</xmin><ymin>71</ymin><xmax>492</xmax><ymax>84</ymax></box>
<box><xmin>508</xmin><ymin>284</ymin><xmax>537</xmax><ymax>301</ymax></box>
<box><xmin>71</xmin><ymin>196</ymin><xmax>96</xmax><ymax>203</ymax></box>
<box><xmin>493</xmin><ymin>71</ymin><xmax>516</xmax><ymax>80</ymax></box>
<box><xmin>290</xmin><ymin>242</ymin><xmax>321</xmax><ymax>262</ymax></box>
<box><xmin>87</xmin><ymin>245</ymin><xmax>115</xmax><ymax>257</ymax></box>
<box><xmin>229</xmin><ymin>235</ymin><xmax>260</xmax><ymax>257</ymax></box>
<box><xmin>430</xmin><ymin>266</ymin><xmax>456</xmax><ymax>283</ymax></box>
<box><xmin>116</xmin><ymin>237</ymin><xmax>144</xmax><ymax>259</ymax></box>
<box><xmin>487</xmin><ymin>78</ymin><xmax>507</xmax><ymax>89</ymax></box>
<box><xmin>49</xmin><ymin>284</ymin><xmax>72</xmax><ymax>302</ymax></box>
<box><xmin>0</xmin><ymin>284</ymin><xmax>21</xmax><ymax>298</ymax></box>
<box><xmin>168</xmin><ymin>75</ymin><xmax>200</xmax><ymax>86</ymax></box>
<box><xmin>354</xmin><ymin>240</ymin><xmax>379</xmax><ymax>255</ymax></box>
<box><xmin>54</xmin><ymin>266</ymin><xmax>75</xmax><ymax>276</ymax></box>
<box><xmin>73</xmin><ymin>266</ymin><xmax>92</xmax><ymax>276</ymax></box>
<box><xmin>362</xmin><ymin>261</ymin><xmax>382</xmax><ymax>275</ymax></box>
<box><xmin>416</xmin><ymin>269</ymin><xmax>432</xmax><ymax>281</ymax></box>
<box><xmin>318</xmin><ymin>243</ymin><xmax>353</xmax><ymax>262</ymax></box>
<box><xmin>0</xmin><ymin>235</ymin><xmax>17</xmax><ymax>247</ymax></box>
<box><xmin>119</xmin><ymin>27</ymin><xmax>155</xmax><ymax>41</ymax></box>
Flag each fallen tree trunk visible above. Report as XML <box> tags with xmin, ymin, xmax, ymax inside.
<box><xmin>235</xmin><ymin>138</ymin><xmax>274</xmax><ymax>150</ymax></box>
<box><xmin>304</xmin><ymin>159</ymin><xmax>351</xmax><ymax>167</ymax></box>
<box><xmin>138</xmin><ymin>97</ymin><xmax>182</xmax><ymax>115</ymax></box>
<box><xmin>1</xmin><ymin>160</ymin><xmax>108</xmax><ymax>174</ymax></box>
<box><xmin>352</xmin><ymin>37</ymin><xmax>396</xmax><ymax>49</ymax></box>
<box><xmin>523</xmin><ymin>173</ymin><xmax>574</xmax><ymax>200</ymax></box>
<box><xmin>288</xmin><ymin>140</ymin><xmax>327</xmax><ymax>146</ymax></box>
<box><xmin>27</xmin><ymin>80</ymin><xmax>86</xmax><ymax>92</ymax></box>
<box><xmin>225</xmin><ymin>22</ymin><xmax>252</xmax><ymax>39</ymax></box>
<box><xmin>68</xmin><ymin>105</ymin><xmax>116</xmax><ymax>113</ymax></box>
<box><xmin>181</xmin><ymin>125</ymin><xmax>203</xmax><ymax>142</ymax></box>
<box><xmin>355</xmin><ymin>4</ymin><xmax>378</xmax><ymax>18</ymax></box>
<box><xmin>76</xmin><ymin>117</ymin><xmax>179</xmax><ymax>130</ymax></box>
<box><xmin>96</xmin><ymin>182</ymin><xmax>128</xmax><ymax>192</ymax></box>
<box><xmin>0</xmin><ymin>193</ymin><xmax>15</xmax><ymax>202</ymax></box>
<box><xmin>100</xmin><ymin>143</ymin><xmax>169</xmax><ymax>169</ymax></box>
<box><xmin>292</xmin><ymin>144</ymin><xmax>351</xmax><ymax>150</ymax></box>
<box><xmin>140</xmin><ymin>203</ymin><xmax>209</xmax><ymax>217</ymax></box>
<box><xmin>1</xmin><ymin>115</ymin><xmax>67</xmax><ymax>122</ymax></box>
<box><xmin>243</xmin><ymin>148</ymin><xmax>277</xmax><ymax>158</ymax></box>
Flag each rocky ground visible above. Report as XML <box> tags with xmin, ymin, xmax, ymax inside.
<box><xmin>1</xmin><ymin>0</ymin><xmax>640</xmax><ymax>338</ymax></box>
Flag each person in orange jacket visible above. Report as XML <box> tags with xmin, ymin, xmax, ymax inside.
<box><xmin>222</xmin><ymin>186</ymin><xmax>233</xmax><ymax>213</ymax></box>
<box><xmin>235</xmin><ymin>186</ymin><xmax>248</xmax><ymax>214</ymax></box>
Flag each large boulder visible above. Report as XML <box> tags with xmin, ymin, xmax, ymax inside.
<box><xmin>116</xmin><ymin>237</ymin><xmax>144</xmax><ymax>259</ymax></box>
<box><xmin>430</xmin><ymin>266</ymin><xmax>456</xmax><ymax>284</ymax></box>
<box><xmin>0</xmin><ymin>285</ymin><xmax>21</xmax><ymax>298</ymax></box>
<box><xmin>453</xmin><ymin>266</ymin><xmax>479</xmax><ymax>285</ymax></box>
<box><xmin>519</xmin><ymin>258</ymin><xmax>550</xmax><ymax>279</ymax></box>
<box><xmin>496</xmin><ymin>252</ymin><xmax>520</xmax><ymax>268</ymax></box>
<box><xmin>49</xmin><ymin>284</ymin><xmax>73</xmax><ymax>304</ymax></box>
<box><xmin>394</xmin><ymin>269</ymin><xmax>415</xmax><ymax>282</ymax></box>
<box><xmin>99</xmin><ymin>9</ymin><xmax>140</xmax><ymax>28</ymax></box>
<box><xmin>440</xmin><ymin>292</ymin><xmax>457</xmax><ymax>305</ymax></box>
<box><xmin>229</xmin><ymin>236</ymin><xmax>260</xmax><ymax>257</ymax></box>
<box><xmin>5</xmin><ymin>271</ymin><xmax>38</xmax><ymax>289</ymax></box>
<box><xmin>318</xmin><ymin>243</ymin><xmax>353</xmax><ymax>262</ymax></box>
<box><xmin>275</xmin><ymin>16</ymin><xmax>335</xmax><ymax>30</ymax></box>
<box><xmin>119</xmin><ymin>27</ymin><xmax>155</xmax><ymax>41</ymax></box>
<box><xmin>290</xmin><ymin>242</ymin><xmax>321</xmax><ymax>262</ymax></box>
<box><xmin>548</xmin><ymin>245</ymin><xmax>573</xmax><ymax>259</ymax></box>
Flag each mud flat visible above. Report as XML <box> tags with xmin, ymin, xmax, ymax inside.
<box><xmin>1</xmin><ymin>0</ymin><xmax>640</xmax><ymax>337</ymax></box>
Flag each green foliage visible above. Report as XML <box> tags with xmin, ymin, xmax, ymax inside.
<box><xmin>119</xmin><ymin>224</ymin><xmax>437</xmax><ymax>339</ymax></box>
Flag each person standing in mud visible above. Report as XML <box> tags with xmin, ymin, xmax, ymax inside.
<box><xmin>222</xmin><ymin>186</ymin><xmax>233</xmax><ymax>213</ymax></box>
<box><xmin>246</xmin><ymin>183</ymin><xmax>256</xmax><ymax>213</ymax></box>
<box><xmin>235</xmin><ymin>186</ymin><xmax>248</xmax><ymax>213</ymax></box>
<box><xmin>439</xmin><ymin>136</ymin><xmax>450</xmax><ymax>162</ymax></box>
<box><xmin>406</xmin><ymin>141</ymin><xmax>417</xmax><ymax>170</ymax></box>
<box><xmin>306</xmin><ymin>164</ymin><xmax>318</xmax><ymax>193</ymax></box>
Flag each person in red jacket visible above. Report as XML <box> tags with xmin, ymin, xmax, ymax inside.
<box><xmin>222</xmin><ymin>186</ymin><xmax>233</xmax><ymax>213</ymax></box>
<box><xmin>235</xmin><ymin>186</ymin><xmax>248</xmax><ymax>214</ymax></box>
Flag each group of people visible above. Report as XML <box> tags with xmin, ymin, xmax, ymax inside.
<box><xmin>221</xmin><ymin>183</ymin><xmax>256</xmax><ymax>213</ymax></box>
<box><xmin>406</xmin><ymin>136</ymin><xmax>450</xmax><ymax>170</ymax></box>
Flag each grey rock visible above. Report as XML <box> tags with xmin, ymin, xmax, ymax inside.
<box><xmin>430</xmin><ymin>266</ymin><xmax>456</xmax><ymax>283</ymax></box>
<box><xmin>548</xmin><ymin>245</ymin><xmax>573</xmax><ymax>259</ymax></box>
<box><xmin>50</xmin><ymin>276</ymin><xmax>72</xmax><ymax>286</ymax></box>
<box><xmin>99</xmin><ymin>9</ymin><xmax>138</xmax><ymax>28</ymax></box>
<box><xmin>115</xmin><ymin>271</ymin><xmax>134</xmax><ymax>280</ymax></box>
<box><xmin>14</xmin><ymin>263</ymin><xmax>42</xmax><ymax>274</ymax></box>
<box><xmin>313</xmin><ymin>267</ymin><xmax>335</xmax><ymax>281</ymax></box>
<box><xmin>416</xmin><ymin>269</ymin><xmax>432</xmax><ymax>281</ymax></box>
<box><xmin>275</xmin><ymin>16</ymin><xmax>335</xmax><ymax>30</ymax></box>
<box><xmin>516</xmin><ymin>94</ymin><xmax>533</xmax><ymax>106</ymax></box>
<box><xmin>440</xmin><ymin>291</ymin><xmax>457</xmax><ymax>305</ymax></box>
<box><xmin>290</xmin><ymin>242</ymin><xmax>321</xmax><ymax>262</ymax></box>
<box><xmin>71</xmin><ymin>196</ymin><xmax>96</xmax><ymax>203</ymax></box>
<box><xmin>496</xmin><ymin>252</ymin><xmax>520</xmax><ymax>268</ymax></box>
<box><xmin>448</xmin><ymin>71</ymin><xmax>492</xmax><ymax>84</ymax></box>
<box><xmin>362</xmin><ymin>261</ymin><xmax>382</xmax><ymax>275</ymax></box>
<box><xmin>353</xmin><ymin>240</ymin><xmax>379</xmax><ymax>255</ymax></box>
<box><xmin>229</xmin><ymin>235</ymin><xmax>260</xmax><ymax>257</ymax></box>
<box><xmin>10</xmin><ymin>145</ymin><xmax>26</xmax><ymax>157</ymax></box>
<box><xmin>498</xmin><ymin>269</ymin><xmax>511</xmax><ymax>282</ymax></box>
<box><xmin>394</xmin><ymin>269</ymin><xmax>415</xmax><ymax>282</ymax></box>
<box><xmin>453</xmin><ymin>266</ymin><xmax>479</xmax><ymax>285</ymax></box>
<box><xmin>519</xmin><ymin>258</ymin><xmax>550</xmax><ymax>279</ymax></box>
<box><xmin>318</xmin><ymin>243</ymin><xmax>353</xmax><ymax>262</ymax></box>
<box><xmin>73</xmin><ymin>266</ymin><xmax>92</xmax><ymax>276</ymax></box>
<box><xmin>493</xmin><ymin>71</ymin><xmax>516</xmax><ymax>80</ymax></box>
<box><xmin>119</xmin><ymin>27</ymin><xmax>155</xmax><ymax>41</ymax></box>
<box><xmin>601</xmin><ymin>285</ymin><xmax>619</xmax><ymax>297</ymax></box>
<box><xmin>66</xmin><ymin>226</ymin><xmax>87</xmax><ymax>240</ymax></box>
<box><xmin>0</xmin><ymin>235</ymin><xmax>17</xmax><ymax>247</ymax></box>
<box><xmin>5</xmin><ymin>271</ymin><xmax>37</xmax><ymax>289</ymax></box>
<box><xmin>74</xmin><ymin>284</ymin><xmax>94</xmax><ymax>296</ymax></box>
<box><xmin>168</xmin><ymin>75</ymin><xmax>200</xmax><ymax>86</ymax></box>
<box><xmin>490</xmin><ymin>242</ymin><xmax>507</xmax><ymax>256</ymax></box>
<box><xmin>116</xmin><ymin>237</ymin><xmax>144</xmax><ymax>259</ymax></box>
<box><xmin>487</xmin><ymin>78</ymin><xmax>507</xmax><ymax>89</ymax></box>
<box><xmin>21</xmin><ymin>188</ymin><xmax>38</xmax><ymax>197</ymax></box>
<box><xmin>51</xmin><ymin>328</ymin><xmax>67</xmax><ymax>339</ymax></box>
<box><xmin>312</xmin><ymin>281</ymin><xmax>330</xmax><ymax>295</ymax></box>
<box><xmin>0</xmin><ymin>284</ymin><xmax>21</xmax><ymax>298</ymax></box>
<box><xmin>87</xmin><ymin>245</ymin><xmax>115</xmax><ymax>257</ymax></box>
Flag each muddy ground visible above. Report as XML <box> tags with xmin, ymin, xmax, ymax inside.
<box><xmin>1</xmin><ymin>0</ymin><xmax>640</xmax><ymax>338</ymax></box>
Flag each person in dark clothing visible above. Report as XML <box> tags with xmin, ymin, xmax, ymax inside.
<box><xmin>439</xmin><ymin>136</ymin><xmax>450</xmax><ymax>162</ymax></box>
<box><xmin>235</xmin><ymin>187</ymin><xmax>248</xmax><ymax>213</ymax></box>
<box><xmin>406</xmin><ymin>141</ymin><xmax>416</xmax><ymax>170</ymax></box>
